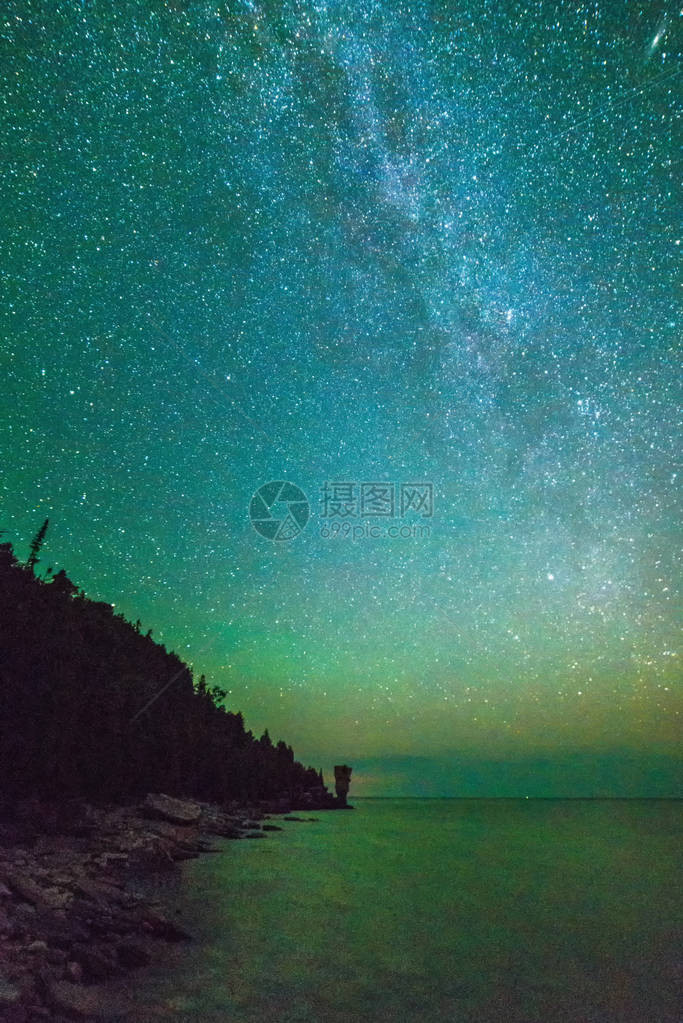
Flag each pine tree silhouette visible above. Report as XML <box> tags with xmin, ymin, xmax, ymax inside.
<box><xmin>26</xmin><ymin>518</ymin><xmax>49</xmax><ymax>574</ymax></box>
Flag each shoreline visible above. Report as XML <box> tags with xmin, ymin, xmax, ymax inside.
<box><xmin>0</xmin><ymin>793</ymin><xmax>346</xmax><ymax>1020</ymax></box>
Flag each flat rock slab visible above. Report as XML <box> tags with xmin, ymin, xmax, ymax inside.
<box><xmin>141</xmin><ymin>793</ymin><xmax>201</xmax><ymax>826</ymax></box>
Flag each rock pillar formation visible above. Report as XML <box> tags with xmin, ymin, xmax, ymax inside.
<box><xmin>334</xmin><ymin>765</ymin><xmax>352</xmax><ymax>806</ymax></box>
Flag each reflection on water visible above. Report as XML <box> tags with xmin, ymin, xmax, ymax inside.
<box><xmin>122</xmin><ymin>799</ymin><xmax>682</xmax><ymax>1022</ymax></box>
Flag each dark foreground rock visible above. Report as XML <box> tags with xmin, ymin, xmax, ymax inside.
<box><xmin>141</xmin><ymin>793</ymin><xmax>202</xmax><ymax>826</ymax></box>
<box><xmin>0</xmin><ymin>794</ymin><xmax>333</xmax><ymax>1020</ymax></box>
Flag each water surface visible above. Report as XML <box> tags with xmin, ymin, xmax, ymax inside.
<box><xmin>125</xmin><ymin>798</ymin><xmax>682</xmax><ymax>1021</ymax></box>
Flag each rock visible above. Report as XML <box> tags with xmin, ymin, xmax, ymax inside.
<box><xmin>72</xmin><ymin>942</ymin><xmax>118</xmax><ymax>981</ymax></box>
<box><xmin>48</xmin><ymin>980</ymin><xmax>130</xmax><ymax>1018</ymax></box>
<box><xmin>195</xmin><ymin>838</ymin><xmax>216</xmax><ymax>852</ymax></box>
<box><xmin>141</xmin><ymin>794</ymin><xmax>201</xmax><ymax>826</ymax></box>
<box><xmin>92</xmin><ymin>852</ymin><xmax>128</xmax><ymax>870</ymax></box>
<box><xmin>259</xmin><ymin>797</ymin><xmax>291</xmax><ymax>813</ymax></box>
<box><xmin>25</xmin><ymin>939</ymin><xmax>48</xmax><ymax>953</ymax></box>
<box><xmin>116</xmin><ymin>941</ymin><xmax>150</xmax><ymax>969</ymax></box>
<box><xmin>73</xmin><ymin>878</ymin><xmax>126</xmax><ymax>906</ymax></box>
<box><xmin>168</xmin><ymin>846</ymin><xmax>199</xmax><ymax>861</ymax></box>
<box><xmin>13</xmin><ymin>901</ymin><xmax>37</xmax><ymax>923</ymax></box>
<box><xmin>334</xmin><ymin>764</ymin><xmax>352</xmax><ymax>806</ymax></box>
<box><xmin>0</xmin><ymin>794</ymin><xmax>319</xmax><ymax>1016</ymax></box>
<box><xmin>145</xmin><ymin>820</ymin><xmax>204</xmax><ymax>859</ymax></box>
<box><xmin>0</xmin><ymin>978</ymin><xmax>27</xmax><ymax>1023</ymax></box>
<box><xmin>0</xmin><ymin>978</ymin><xmax>22</xmax><ymax>1010</ymax></box>
<box><xmin>38</xmin><ymin>906</ymin><xmax>91</xmax><ymax>947</ymax></box>
<box><xmin>146</xmin><ymin>819</ymin><xmax>193</xmax><ymax>840</ymax></box>
<box><xmin>65</xmin><ymin>961</ymin><xmax>83</xmax><ymax>983</ymax></box>
<box><xmin>40</xmin><ymin>886</ymin><xmax>71</xmax><ymax>910</ymax></box>
<box><xmin>141</xmin><ymin>910</ymin><xmax>191</xmax><ymax>942</ymax></box>
<box><xmin>68</xmin><ymin>896</ymin><xmax>98</xmax><ymax>928</ymax></box>
<box><xmin>1</xmin><ymin>869</ymin><xmax>52</xmax><ymax>909</ymax></box>
<box><xmin>96</xmin><ymin>905</ymin><xmax>144</xmax><ymax>937</ymax></box>
<box><xmin>125</xmin><ymin>836</ymin><xmax>175</xmax><ymax>873</ymax></box>
<box><xmin>46</xmin><ymin>948</ymin><xmax>68</xmax><ymax>966</ymax></box>
<box><xmin>205</xmin><ymin>823</ymin><xmax>241</xmax><ymax>839</ymax></box>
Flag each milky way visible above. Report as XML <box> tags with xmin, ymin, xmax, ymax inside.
<box><xmin>1</xmin><ymin>1</ymin><xmax>680</xmax><ymax>794</ymax></box>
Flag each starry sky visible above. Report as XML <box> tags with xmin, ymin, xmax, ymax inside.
<box><xmin>1</xmin><ymin>1</ymin><xmax>681</xmax><ymax>796</ymax></box>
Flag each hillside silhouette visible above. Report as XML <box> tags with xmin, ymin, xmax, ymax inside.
<box><xmin>0</xmin><ymin>526</ymin><xmax>330</xmax><ymax>808</ymax></box>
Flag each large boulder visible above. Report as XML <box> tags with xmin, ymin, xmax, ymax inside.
<box><xmin>141</xmin><ymin>794</ymin><xmax>201</xmax><ymax>826</ymax></box>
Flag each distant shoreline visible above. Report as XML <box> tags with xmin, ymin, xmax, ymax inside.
<box><xmin>351</xmin><ymin>795</ymin><xmax>683</xmax><ymax>800</ymax></box>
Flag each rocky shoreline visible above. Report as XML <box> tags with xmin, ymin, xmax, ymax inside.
<box><xmin>0</xmin><ymin>793</ymin><xmax>341</xmax><ymax>1021</ymax></box>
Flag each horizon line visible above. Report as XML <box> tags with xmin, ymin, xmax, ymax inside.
<box><xmin>350</xmin><ymin>795</ymin><xmax>683</xmax><ymax>801</ymax></box>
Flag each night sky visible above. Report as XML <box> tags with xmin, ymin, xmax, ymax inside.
<box><xmin>1</xmin><ymin>1</ymin><xmax>680</xmax><ymax>796</ymax></box>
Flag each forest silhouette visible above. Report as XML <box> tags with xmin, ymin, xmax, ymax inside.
<box><xmin>0</xmin><ymin>522</ymin><xmax>329</xmax><ymax>808</ymax></box>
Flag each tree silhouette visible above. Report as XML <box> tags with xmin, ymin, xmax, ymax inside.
<box><xmin>26</xmin><ymin>517</ymin><xmax>49</xmax><ymax>574</ymax></box>
<box><xmin>50</xmin><ymin>568</ymin><xmax>78</xmax><ymax>598</ymax></box>
<box><xmin>0</xmin><ymin>526</ymin><xmax>338</xmax><ymax>809</ymax></box>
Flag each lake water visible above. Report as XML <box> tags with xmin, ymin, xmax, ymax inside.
<box><xmin>125</xmin><ymin>798</ymin><xmax>682</xmax><ymax>1022</ymax></box>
